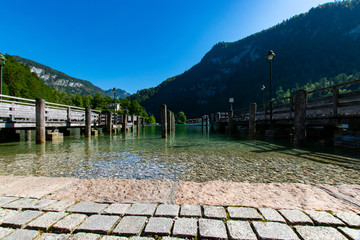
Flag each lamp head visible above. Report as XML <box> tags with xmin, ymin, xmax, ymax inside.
<box><xmin>0</xmin><ymin>53</ymin><xmax>6</xmax><ymax>66</ymax></box>
<box><xmin>266</xmin><ymin>50</ymin><xmax>275</xmax><ymax>61</ymax></box>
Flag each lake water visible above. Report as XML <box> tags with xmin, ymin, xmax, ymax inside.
<box><xmin>0</xmin><ymin>125</ymin><xmax>359</xmax><ymax>184</ymax></box>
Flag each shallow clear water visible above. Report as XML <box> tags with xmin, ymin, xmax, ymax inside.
<box><xmin>0</xmin><ymin>125</ymin><xmax>359</xmax><ymax>184</ymax></box>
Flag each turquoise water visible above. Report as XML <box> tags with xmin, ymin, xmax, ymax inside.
<box><xmin>0</xmin><ymin>125</ymin><xmax>359</xmax><ymax>184</ymax></box>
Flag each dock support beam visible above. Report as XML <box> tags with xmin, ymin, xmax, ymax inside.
<box><xmin>36</xmin><ymin>98</ymin><xmax>45</xmax><ymax>144</ymax></box>
<box><xmin>294</xmin><ymin>90</ymin><xmax>307</xmax><ymax>145</ymax></box>
<box><xmin>136</xmin><ymin>116</ymin><xmax>140</xmax><ymax>131</ymax></box>
<box><xmin>131</xmin><ymin>115</ymin><xmax>134</xmax><ymax>132</ymax></box>
<box><xmin>106</xmin><ymin>111</ymin><xmax>113</xmax><ymax>133</ymax></box>
<box><xmin>25</xmin><ymin>130</ymin><xmax>31</xmax><ymax>141</ymax></box>
<box><xmin>122</xmin><ymin>114</ymin><xmax>127</xmax><ymax>132</ymax></box>
<box><xmin>167</xmin><ymin>110</ymin><xmax>171</xmax><ymax>133</ymax></box>
<box><xmin>249</xmin><ymin>103</ymin><xmax>257</xmax><ymax>138</ymax></box>
<box><xmin>85</xmin><ymin>107</ymin><xmax>91</xmax><ymax>137</ymax></box>
<box><xmin>228</xmin><ymin>110</ymin><xmax>234</xmax><ymax>132</ymax></box>
<box><xmin>171</xmin><ymin>113</ymin><xmax>175</xmax><ymax>131</ymax></box>
<box><xmin>161</xmin><ymin>104</ymin><xmax>167</xmax><ymax>138</ymax></box>
<box><xmin>142</xmin><ymin>117</ymin><xmax>145</xmax><ymax>130</ymax></box>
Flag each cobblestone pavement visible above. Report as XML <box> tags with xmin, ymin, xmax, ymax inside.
<box><xmin>1</xmin><ymin>196</ymin><xmax>360</xmax><ymax>240</ymax></box>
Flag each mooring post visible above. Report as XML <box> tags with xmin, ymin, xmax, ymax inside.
<box><xmin>142</xmin><ymin>117</ymin><xmax>145</xmax><ymax>129</ymax></box>
<box><xmin>106</xmin><ymin>111</ymin><xmax>113</xmax><ymax>133</ymax></box>
<box><xmin>201</xmin><ymin>116</ymin><xmax>204</xmax><ymax>130</ymax></box>
<box><xmin>136</xmin><ymin>116</ymin><xmax>140</xmax><ymax>131</ymax></box>
<box><xmin>67</xmin><ymin>107</ymin><xmax>71</xmax><ymax>124</ymax></box>
<box><xmin>171</xmin><ymin>113</ymin><xmax>175</xmax><ymax>131</ymax></box>
<box><xmin>333</xmin><ymin>86</ymin><xmax>339</xmax><ymax>117</ymax></box>
<box><xmin>85</xmin><ymin>107</ymin><xmax>92</xmax><ymax>137</ymax></box>
<box><xmin>249</xmin><ymin>103</ymin><xmax>257</xmax><ymax>138</ymax></box>
<box><xmin>205</xmin><ymin>115</ymin><xmax>209</xmax><ymax>132</ymax></box>
<box><xmin>161</xmin><ymin>104</ymin><xmax>167</xmax><ymax>138</ymax></box>
<box><xmin>131</xmin><ymin>115</ymin><xmax>134</xmax><ymax>132</ymax></box>
<box><xmin>122</xmin><ymin>114</ymin><xmax>127</xmax><ymax>132</ymax></box>
<box><xmin>293</xmin><ymin>90</ymin><xmax>307</xmax><ymax>145</ymax></box>
<box><xmin>228</xmin><ymin>110</ymin><xmax>234</xmax><ymax>132</ymax></box>
<box><xmin>210</xmin><ymin>114</ymin><xmax>214</xmax><ymax>131</ymax></box>
<box><xmin>167</xmin><ymin>110</ymin><xmax>171</xmax><ymax>133</ymax></box>
<box><xmin>25</xmin><ymin>129</ymin><xmax>31</xmax><ymax>141</ymax></box>
<box><xmin>36</xmin><ymin>98</ymin><xmax>46</xmax><ymax>144</ymax></box>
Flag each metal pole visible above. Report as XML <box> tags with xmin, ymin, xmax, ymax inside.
<box><xmin>0</xmin><ymin>65</ymin><xmax>3</xmax><ymax>97</ymax></box>
<box><xmin>269</xmin><ymin>60</ymin><xmax>273</xmax><ymax>124</ymax></box>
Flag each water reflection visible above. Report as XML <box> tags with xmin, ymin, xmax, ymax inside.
<box><xmin>0</xmin><ymin>125</ymin><xmax>359</xmax><ymax>184</ymax></box>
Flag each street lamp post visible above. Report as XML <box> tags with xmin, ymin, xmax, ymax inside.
<box><xmin>0</xmin><ymin>53</ymin><xmax>6</xmax><ymax>97</ymax></box>
<box><xmin>261</xmin><ymin>85</ymin><xmax>265</xmax><ymax>106</ymax></box>
<box><xmin>266</xmin><ymin>50</ymin><xmax>275</xmax><ymax>123</ymax></box>
<box><xmin>229</xmin><ymin>98</ymin><xmax>234</xmax><ymax>111</ymax></box>
<box><xmin>112</xmin><ymin>87</ymin><xmax>117</xmax><ymax>103</ymax></box>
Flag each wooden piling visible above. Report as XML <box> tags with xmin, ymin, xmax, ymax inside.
<box><xmin>167</xmin><ymin>110</ymin><xmax>171</xmax><ymax>133</ymax></box>
<box><xmin>210</xmin><ymin>114</ymin><xmax>215</xmax><ymax>131</ymax></box>
<box><xmin>293</xmin><ymin>90</ymin><xmax>307</xmax><ymax>145</ymax></box>
<box><xmin>249</xmin><ymin>103</ymin><xmax>257</xmax><ymax>138</ymax></box>
<box><xmin>25</xmin><ymin>129</ymin><xmax>31</xmax><ymax>141</ymax></box>
<box><xmin>171</xmin><ymin>113</ymin><xmax>175</xmax><ymax>131</ymax></box>
<box><xmin>36</xmin><ymin>98</ymin><xmax>46</xmax><ymax>144</ymax></box>
<box><xmin>161</xmin><ymin>104</ymin><xmax>167</xmax><ymax>138</ymax></box>
<box><xmin>333</xmin><ymin>86</ymin><xmax>339</xmax><ymax>117</ymax></box>
<box><xmin>136</xmin><ymin>116</ymin><xmax>140</xmax><ymax>131</ymax></box>
<box><xmin>106</xmin><ymin>111</ymin><xmax>113</xmax><ymax>133</ymax></box>
<box><xmin>67</xmin><ymin>107</ymin><xmax>71</xmax><ymax>124</ymax></box>
<box><xmin>228</xmin><ymin>110</ymin><xmax>234</xmax><ymax>132</ymax></box>
<box><xmin>202</xmin><ymin>116</ymin><xmax>205</xmax><ymax>129</ymax></box>
<box><xmin>122</xmin><ymin>114</ymin><xmax>127</xmax><ymax>132</ymax></box>
<box><xmin>131</xmin><ymin>115</ymin><xmax>134</xmax><ymax>132</ymax></box>
<box><xmin>142</xmin><ymin>117</ymin><xmax>145</xmax><ymax>129</ymax></box>
<box><xmin>85</xmin><ymin>107</ymin><xmax>92</xmax><ymax>137</ymax></box>
<box><xmin>205</xmin><ymin>115</ymin><xmax>209</xmax><ymax>132</ymax></box>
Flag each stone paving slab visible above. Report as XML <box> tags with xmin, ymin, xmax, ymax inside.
<box><xmin>279</xmin><ymin>209</ymin><xmax>314</xmax><ymax>225</ymax></box>
<box><xmin>334</xmin><ymin>211</ymin><xmax>360</xmax><ymax>227</ymax></box>
<box><xmin>258</xmin><ymin>207</ymin><xmax>286</xmax><ymax>223</ymax></box>
<box><xmin>3</xmin><ymin>228</ymin><xmax>40</xmax><ymax>240</ymax></box>
<box><xmin>101</xmin><ymin>236</ymin><xmax>128</xmax><ymax>240</ymax></box>
<box><xmin>1</xmin><ymin>210</ymin><xmax>43</xmax><ymax>228</ymax></box>
<box><xmin>199</xmin><ymin>218</ymin><xmax>227</xmax><ymax>239</ymax></box>
<box><xmin>112</xmin><ymin>216</ymin><xmax>147</xmax><ymax>236</ymax></box>
<box><xmin>0</xmin><ymin>227</ymin><xmax>15</xmax><ymax>239</ymax></box>
<box><xmin>129</xmin><ymin>237</ymin><xmax>154</xmax><ymax>240</ymax></box>
<box><xmin>0</xmin><ymin>197</ymin><xmax>18</xmax><ymax>207</ymax></box>
<box><xmin>102</xmin><ymin>203</ymin><xmax>131</xmax><ymax>216</ymax></box>
<box><xmin>203</xmin><ymin>205</ymin><xmax>227</xmax><ymax>219</ymax></box>
<box><xmin>24</xmin><ymin>199</ymin><xmax>57</xmax><ymax>210</ymax></box>
<box><xmin>252</xmin><ymin>221</ymin><xmax>300</xmax><ymax>240</ymax></box>
<box><xmin>172</xmin><ymin>217</ymin><xmax>197</xmax><ymax>237</ymax></box>
<box><xmin>305</xmin><ymin>209</ymin><xmax>346</xmax><ymax>226</ymax></box>
<box><xmin>227</xmin><ymin>220</ymin><xmax>257</xmax><ymax>240</ymax></box>
<box><xmin>40</xmin><ymin>233</ymin><xmax>70</xmax><ymax>240</ymax></box>
<box><xmin>154</xmin><ymin>204</ymin><xmax>179</xmax><ymax>217</ymax></box>
<box><xmin>76</xmin><ymin>215</ymin><xmax>120</xmax><ymax>234</ymax></box>
<box><xmin>228</xmin><ymin>207</ymin><xmax>263</xmax><ymax>220</ymax></box>
<box><xmin>26</xmin><ymin>211</ymin><xmax>68</xmax><ymax>231</ymax></box>
<box><xmin>51</xmin><ymin>213</ymin><xmax>88</xmax><ymax>233</ymax></box>
<box><xmin>2</xmin><ymin>198</ymin><xmax>37</xmax><ymax>209</ymax></box>
<box><xmin>338</xmin><ymin>227</ymin><xmax>360</xmax><ymax>240</ymax></box>
<box><xmin>71</xmin><ymin>232</ymin><xmax>101</xmax><ymax>240</ymax></box>
<box><xmin>0</xmin><ymin>209</ymin><xmax>18</xmax><ymax>224</ymax></box>
<box><xmin>144</xmin><ymin>217</ymin><xmax>173</xmax><ymax>235</ymax></box>
<box><xmin>67</xmin><ymin>201</ymin><xmax>109</xmax><ymax>215</ymax></box>
<box><xmin>295</xmin><ymin>225</ymin><xmax>347</xmax><ymax>240</ymax></box>
<box><xmin>125</xmin><ymin>203</ymin><xmax>157</xmax><ymax>216</ymax></box>
<box><xmin>179</xmin><ymin>204</ymin><xmax>201</xmax><ymax>217</ymax></box>
<box><xmin>42</xmin><ymin>200</ymin><xmax>75</xmax><ymax>212</ymax></box>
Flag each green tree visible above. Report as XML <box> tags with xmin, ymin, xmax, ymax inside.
<box><xmin>146</xmin><ymin>115</ymin><xmax>156</xmax><ymax>124</ymax></box>
<box><xmin>176</xmin><ymin>111</ymin><xmax>187</xmax><ymax>124</ymax></box>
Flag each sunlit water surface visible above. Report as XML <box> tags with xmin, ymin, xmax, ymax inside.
<box><xmin>1</xmin><ymin>125</ymin><xmax>359</xmax><ymax>184</ymax></box>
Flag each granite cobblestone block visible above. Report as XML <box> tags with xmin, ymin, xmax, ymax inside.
<box><xmin>199</xmin><ymin>218</ymin><xmax>227</xmax><ymax>239</ymax></box>
<box><xmin>334</xmin><ymin>211</ymin><xmax>360</xmax><ymax>228</ymax></box>
<box><xmin>1</xmin><ymin>210</ymin><xmax>43</xmax><ymax>228</ymax></box>
<box><xmin>125</xmin><ymin>203</ymin><xmax>157</xmax><ymax>216</ymax></box>
<box><xmin>71</xmin><ymin>232</ymin><xmax>101</xmax><ymax>240</ymax></box>
<box><xmin>144</xmin><ymin>217</ymin><xmax>173</xmax><ymax>235</ymax></box>
<box><xmin>338</xmin><ymin>227</ymin><xmax>360</xmax><ymax>240</ymax></box>
<box><xmin>2</xmin><ymin>198</ymin><xmax>36</xmax><ymax>210</ymax></box>
<box><xmin>42</xmin><ymin>200</ymin><xmax>75</xmax><ymax>212</ymax></box>
<box><xmin>203</xmin><ymin>205</ymin><xmax>227</xmax><ymax>219</ymax></box>
<box><xmin>179</xmin><ymin>204</ymin><xmax>201</xmax><ymax>217</ymax></box>
<box><xmin>3</xmin><ymin>229</ymin><xmax>40</xmax><ymax>240</ymax></box>
<box><xmin>101</xmin><ymin>236</ymin><xmax>128</xmax><ymax>240</ymax></box>
<box><xmin>258</xmin><ymin>207</ymin><xmax>286</xmax><ymax>223</ymax></box>
<box><xmin>252</xmin><ymin>221</ymin><xmax>300</xmax><ymax>240</ymax></box>
<box><xmin>172</xmin><ymin>217</ymin><xmax>197</xmax><ymax>237</ymax></box>
<box><xmin>295</xmin><ymin>225</ymin><xmax>347</xmax><ymax>240</ymax></box>
<box><xmin>228</xmin><ymin>207</ymin><xmax>263</xmax><ymax>220</ymax></box>
<box><xmin>154</xmin><ymin>204</ymin><xmax>179</xmax><ymax>217</ymax></box>
<box><xmin>22</xmin><ymin>199</ymin><xmax>57</xmax><ymax>210</ymax></box>
<box><xmin>305</xmin><ymin>210</ymin><xmax>345</xmax><ymax>226</ymax></box>
<box><xmin>26</xmin><ymin>211</ymin><xmax>68</xmax><ymax>231</ymax></box>
<box><xmin>279</xmin><ymin>209</ymin><xmax>313</xmax><ymax>225</ymax></box>
<box><xmin>227</xmin><ymin>220</ymin><xmax>257</xmax><ymax>240</ymax></box>
<box><xmin>66</xmin><ymin>201</ymin><xmax>109</xmax><ymax>215</ymax></box>
<box><xmin>102</xmin><ymin>203</ymin><xmax>131</xmax><ymax>215</ymax></box>
<box><xmin>76</xmin><ymin>214</ymin><xmax>120</xmax><ymax>234</ymax></box>
<box><xmin>0</xmin><ymin>209</ymin><xmax>18</xmax><ymax>224</ymax></box>
<box><xmin>0</xmin><ymin>197</ymin><xmax>18</xmax><ymax>207</ymax></box>
<box><xmin>51</xmin><ymin>213</ymin><xmax>87</xmax><ymax>233</ymax></box>
<box><xmin>40</xmin><ymin>233</ymin><xmax>70</xmax><ymax>240</ymax></box>
<box><xmin>112</xmin><ymin>216</ymin><xmax>147</xmax><ymax>236</ymax></box>
<box><xmin>0</xmin><ymin>227</ymin><xmax>15</xmax><ymax>239</ymax></box>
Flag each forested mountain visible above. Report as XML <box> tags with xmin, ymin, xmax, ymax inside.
<box><xmin>13</xmin><ymin>56</ymin><xmax>105</xmax><ymax>96</ymax></box>
<box><xmin>104</xmin><ymin>88</ymin><xmax>131</xmax><ymax>99</ymax></box>
<box><xmin>129</xmin><ymin>0</ymin><xmax>360</xmax><ymax>118</ymax></box>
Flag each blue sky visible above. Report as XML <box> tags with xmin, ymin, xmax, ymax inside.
<box><xmin>1</xmin><ymin>0</ymin><xmax>333</xmax><ymax>93</ymax></box>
